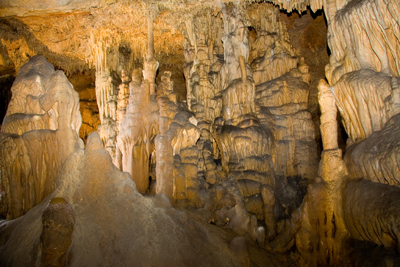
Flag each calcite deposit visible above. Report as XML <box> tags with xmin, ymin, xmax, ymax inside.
<box><xmin>0</xmin><ymin>132</ymin><xmax>241</xmax><ymax>267</ymax></box>
<box><xmin>1</xmin><ymin>0</ymin><xmax>400</xmax><ymax>266</ymax></box>
<box><xmin>0</xmin><ymin>55</ymin><xmax>83</xmax><ymax>220</ymax></box>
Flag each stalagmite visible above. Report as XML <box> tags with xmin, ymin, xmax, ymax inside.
<box><xmin>296</xmin><ymin>76</ymin><xmax>349</xmax><ymax>265</ymax></box>
<box><xmin>155</xmin><ymin>71</ymin><xmax>178</xmax><ymax>201</ymax></box>
<box><xmin>0</xmin><ymin>132</ymin><xmax>242</xmax><ymax>267</ymax></box>
<box><xmin>0</xmin><ymin>55</ymin><xmax>83</xmax><ymax>219</ymax></box>
<box><xmin>117</xmin><ymin>69</ymin><xmax>131</xmax><ymax>130</ymax></box>
<box><xmin>116</xmin><ymin>10</ymin><xmax>161</xmax><ymax>193</ymax></box>
<box><xmin>318</xmin><ymin>79</ymin><xmax>338</xmax><ymax>150</ymax></box>
<box><xmin>1</xmin><ymin>0</ymin><xmax>400</xmax><ymax>266</ymax></box>
<box><xmin>216</xmin><ymin>2</ymin><xmax>277</xmax><ymax>239</ymax></box>
<box><xmin>117</xmin><ymin>68</ymin><xmax>159</xmax><ymax>193</ymax></box>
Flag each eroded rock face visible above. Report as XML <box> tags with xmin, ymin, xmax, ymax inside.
<box><xmin>333</xmin><ymin>70</ymin><xmax>398</xmax><ymax>142</ymax></box>
<box><xmin>0</xmin><ymin>55</ymin><xmax>83</xmax><ymax>219</ymax></box>
<box><xmin>178</xmin><ymin>2</ymin><xmax>319</xmax><ymax>247</ymax></box>
<box><xmin>296</xmin><ymin>149</ymin><xmax>350</xmax><ymax>266</ymax></box>
<box><xmin>295</xmin><ymin>0</ymin><xmax>400</xmax><ymax>263</ymax></box>
<box><xmin>214</xmin><ymin>3</ymin><xmax>278</xmax><ymax>239</ymax></box>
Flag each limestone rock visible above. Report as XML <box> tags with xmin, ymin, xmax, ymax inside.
<box><xmin>318</xmin><ymin>79</ymin><xmax>338</xmax><ymax>150</ymax></box>
<box><xmin>333</xmin><ymin>70</ymin><xmax>397</xmax><ymax>142</ymax></box>
<box><xmin>0</xmin><ymin>132</ymin><xmax>240</xmax><ymax>267</ymax></box>
<box><xmin>0</xmin><ymin>55</ymin><xmax>83</xmax><ymax>219</ymax></box>
<box><xmin>2</xmin><ymin>0</ymin><xmax>400</xmax><ymax>265</ymax></box>
<box><xmin>41</xmin><ymin>197</ymin><xmax>74</xmax><ymax>267</ymax></box>
<box><xmin>230</xmin><ymin>236</ymin><xmax>250</xmax><ymax>267</ymax></box>
<box><xmin>248</xmin><ymin>4</ymin><xmax>298</xmax><ymax>85</ymax></box>
<box><xmin>248</xmin><ymin>3</ymin><xmax>318</xmax><ymax>184</ymax></box>
<box><xmin>296</xmin><ymin>149</ymin><xmax>350</xmax><ymax>266</ymax></box>
<box><xmin>117</xmin><ymin>67</ymin><xmax>159</xmax><ymax>193</ymax></box>
<box><xmin>324</xmin><ymin>0</ymin><xmax>400</xmax><ymax>145</ymax></box>
<box><xmin>256</xmin><ymin>73</ymin><xmax>318</xmax><ymax>180</ymax></box>
<box><xmin>215</xmin><ymin>6</ymin><xmax>278</xmax><ymax>235</ymax></box>
<box><xmin>344</xmin><ymin>178</ymin><xmax>400</xmax><ymax>252</ymax></box>
<box><xmin>116</xmin><ymin>69</ymin><xmax>131</xmax><ymax>131</ymax></box>
<box><xmin>344</xmin><ymin>113</ymin><xmax>400</xmax><ymax>186</ymax></box>
<box><xmin>326</xmin><ymin>0</ymin><xmax>400</xmax><ymax>87</ymax></box>
<box><xmin>97</xmin><ymin>117</ymin><xmax>117</xmax><ymax>158</ymax></box>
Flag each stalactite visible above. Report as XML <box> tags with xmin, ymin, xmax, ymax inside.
<box><xmin>2</xmin><ymin>1</ymin><xmax>400</xmax><ymax>266</ymax></box>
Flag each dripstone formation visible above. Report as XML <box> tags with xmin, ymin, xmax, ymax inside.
<box><xmin>1</xmin><ymin>0</ymin><xmax>400</xmax><ymax>266</ymax></box>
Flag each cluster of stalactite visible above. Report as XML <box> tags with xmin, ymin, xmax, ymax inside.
<box><xmin>179</xmin><ymin>2</ymin><xmax>319</xmax><ymax>248</ymax></box>
<box><xmin>2</xmin><ymin>0</ymin><xmax>400</xmax><ymax>266</ymax></box>
<box><xmin>75</xmin><ymin>0</ymin><xmax>321</xmax><ymax>251</ymax></box>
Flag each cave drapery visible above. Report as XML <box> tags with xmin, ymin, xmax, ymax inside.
<box><xmin>1</xmin><ymin>0</ymin><xmax>400</xmax><ymax>266</ymax></box>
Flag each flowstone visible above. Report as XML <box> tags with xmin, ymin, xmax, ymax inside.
<box><xmin>0</xmin><ymin>55</ymin><xmax>83</xmax><ymax>219</ymax></box>
<box><xmin>0</xmin><ymin>132</ymin><xmax>241</xmax><ymax>267</ymax></box>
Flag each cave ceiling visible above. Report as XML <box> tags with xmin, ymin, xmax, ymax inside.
<box><xmin>0</xmin><ymin>0</ymin><xmax>319</xmax><ymax>75</ymax></box>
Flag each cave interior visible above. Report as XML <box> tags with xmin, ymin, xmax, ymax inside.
<box><xmin>1</xmin><ymin>0</ymin><xmax>400</xmax><ymax>266</ymax></box>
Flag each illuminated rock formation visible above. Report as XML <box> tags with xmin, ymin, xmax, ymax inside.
<box><xmin>344</xmin><ymin>111</ymin><xmax>400</xmax><ymax>186</ymax></box>
<box><xmin>0</xmin><ymin>55</ymin><xmax>83</xmax><ymax>219</ymax></box>
<box><xmin>116</xmin><ymin>69</ymin><xmax>131</xmax><ymax>130</ymax></box>
<box><xmin>89</xmin><ymin>31</ymin><xmax>120</xmax><ymax>162</ymax></box>
<box><xmin>155</xmin><ymin>71</ymin><xmax>178</xmax><ymax>200</ymax></box>
<box><xmin>117</xmin><ymin>14</ymin><xmax>160</xmax><ymax>193</ymax></box>
<box><xmin>248</xmin><ymin>4</ymin><xmax>318</xmax><ymax>181</ymax></box>
<box><xmin>248</xmin><ymin>5</ymin><xmax>298</xmax><ymax>85</ymax></box>
<box><xmin>117</xmin><ymin>67</ymin><xmax>159</xmax><ymax>193</ymax></box>
<box><xmin>323</xmin><ymin>0</ymin><xmax>400</xmax><ymax>144</ymax></box>
<box><xmin>213</xmin><ymin>3</ymin><xmax>277</xmax><ymax>239</ymax></box>
<box><xmin>0</xmin><ymin>132</ymin><xmax>242</xmax><ymax>267</ymax></box>
<box><xmin>1</xmin><ymin>0</ymin><xmax>400</xmax><ymax>266</ymax></box>
<box><xmin>295</xmin><ymin>79</ymin><xmax>349</xmax><ymax>265</ymax></box>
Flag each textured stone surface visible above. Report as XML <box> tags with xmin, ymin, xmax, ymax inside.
<box><xmin>344</xmin><ymin>113</ymin><xmax>400</xmax><ymax>186</ymax></box>
<box><xmin>0</xmin><ymin>132</ymin><xmax>241</xmax><ymax>267</ymax></box>
<box><xmin>344</xmin><ymin>178</ymin><xmax>400</xmax><ymax>252</ymax></box>
<box><xmin>41</xmin><ymin>197</ymin><xmax>74</xmax><ymax>267</ymax></box>
<box><xmin>0</xmin><ymin>55</ymin><xmax>82</xmax><ymax>219</ymax></box>
<box><xmin>296</xmin><ymin>149</ymin><xmax>350</xmax><ymax>266</ymax></box>
<box><xmin>1</xmin><ymin>0</ymin><xmax>400</xmax><ymax>266</ymax></box>
<box><xmin>117</xmin><ymin>66</ymin><xmax>159</xmax><ymax>193</ymax></box>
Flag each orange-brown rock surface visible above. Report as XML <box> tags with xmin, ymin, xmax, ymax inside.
<box><xmin>0</xmin><ymin>132</ymin><xmax>242</xmax><ymax>267</ymax></box>
<box><xmin>0</xmin><ymin>55</ymin><xmax>83</xmax><ymax>220</ymax></box>
<box><xmin>1</xmin><ymin>0</ymin><xmax>400</xmax><ymax>266</ymax></box>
